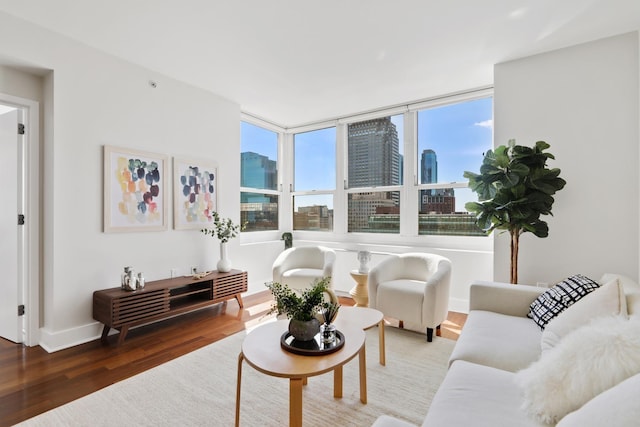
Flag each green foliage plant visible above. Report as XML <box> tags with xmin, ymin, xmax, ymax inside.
<box><xmin>266</xmin><ymin>277</ymin><xmax>331</xmax><ymax>321</ymax></box>
<box><xmin>463</xmin><ymin>140</ymin><xmax>566</xmax><ymax>284</ymax></box>
<box><xmin>200</xmin><ymin>212</ymin><xmax>243</xmax><ymax>243</ymax></box>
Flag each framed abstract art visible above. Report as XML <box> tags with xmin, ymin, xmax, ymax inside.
<box><xmin>103</xmin><ymin>145</ymin><xmax>168</xmax><ymax>232</ymax></box>
<box><xmin>173</xmin><ymin>157</ymin><xmax>218</xmax><ymax>230</ymax></box>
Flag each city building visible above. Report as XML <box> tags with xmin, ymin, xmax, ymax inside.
<box><xmin>347</xmin><ymin>117</ymin><xmax>400</xmax><ymax>232</ymax></box>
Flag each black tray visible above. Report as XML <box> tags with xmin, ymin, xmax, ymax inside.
<box><xmin>280</xmin><ymin>330</ymin><xmax>345</xmax><ymax>356</ymax></box>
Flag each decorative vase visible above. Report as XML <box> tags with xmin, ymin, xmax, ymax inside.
<box><xmin>217</xmin><ymin>242</ymin><xmax>232</xmax><ymax>272</ymax></box>
<box><xmin>288</xmin><ymin>318</ymin><xmax>320</xmax><ymax>341</ymax></box>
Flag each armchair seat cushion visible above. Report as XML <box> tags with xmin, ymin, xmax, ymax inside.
<box><xmin>377</xmin><ymin>279</ymin><xmax>425</xmax><ymax>323</ymax></box>
<box><xmin>448</xmin><ymin>310</ymin><xmax>542</xmax><ymax>372</ymax></box>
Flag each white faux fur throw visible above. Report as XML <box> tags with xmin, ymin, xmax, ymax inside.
<box><xmin>514</xmin><ymin>315</ymin><xmax>640</xmax><ymax>424</ymax></box>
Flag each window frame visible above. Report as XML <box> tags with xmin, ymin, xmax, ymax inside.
<box><xmin>290</xmin><ymin>124</ymin><xmax>337</xmax><ymax>233</ymax></box>
<box><xmin>239</xmin><ymin>114</ymin><xmax>283</xmax><ymax>240</ymax></box>
<box><xmin>240</xmin><ymin>87</ymin><xmax>494</xmax><ymax>251</ymax></box>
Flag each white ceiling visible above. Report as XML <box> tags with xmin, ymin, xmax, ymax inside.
<box><xmin>0</xmin><ymin>0</ymin><xmax>639</xmax><ymax>128</ymax></box>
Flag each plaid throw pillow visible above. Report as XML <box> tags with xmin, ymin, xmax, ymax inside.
<box><xmin>528</xmin><ymin>274</ymin><xmax>601</xmax><ymax>329</ymax></box>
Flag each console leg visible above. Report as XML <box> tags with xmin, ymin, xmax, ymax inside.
<box><xmin>100</xmin><ymin>325</ymin><xmax>110</xmax><ymax>343</ymax></box>
<box><xmin>117</xmin><ymin>325</ymin><xmax>130</xmax><ymax>346</ymax></box>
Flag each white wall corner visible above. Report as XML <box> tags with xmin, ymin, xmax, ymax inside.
<box><xmin>38</xmin><ymin>322</ymin><xmax>103</xmax><ymax>353</ymax></box>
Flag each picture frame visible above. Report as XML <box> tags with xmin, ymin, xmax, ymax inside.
<box><xmin>173</xmin><ymin>157</ymin><xmax>218</xmax><ymax>230</ymax></box>
<box><xmin>103</xmin><ymin>145</ymin><xmax>168</xmax><ymax>232</ymax></box>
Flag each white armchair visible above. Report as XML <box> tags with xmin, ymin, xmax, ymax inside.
<box><xmin>272</xmin><ymin>246</ymin><xmax>336</xmax><ymax>291</ymax></box>
<box><xmin>368</xmin><ymin>253</ymin><xmax>451</xmax><ymax>342</ymax></box>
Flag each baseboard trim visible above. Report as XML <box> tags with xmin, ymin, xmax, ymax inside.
<box><xmin>449</xmin><ymin>297</ymin><xmax>469</xmax><ymax>314</ymax></box>
<box><xmin>39</xmin><ymin>323</ymin><xmax>102</xmax><ymax>353</ymax></box>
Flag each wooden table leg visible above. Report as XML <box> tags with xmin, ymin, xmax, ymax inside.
<box><xmin>333</xmin><ymin>366</ymin><xmax>343</xmax><ymax>398</ymax></box>
<box><xmin>235</xmin><ymin>293</ymin><xmax>244</xmax><ymax>308</ymax></box>
<box><xmin>359</xmin><ymin>345</ymin><xmax>367</xmax><ymax>404</ymax></box>
<box><xmin>235</xmin><ymin>352</ymin><xmax>244</xmax><ymax>427</ymax></box>
<box><xmin>378</xmin><ymin>319</ymin><xmax>386</xmax><ymax>366</ymax></box>
<box><xmin>289</xmin><ymin>378</ymin><xmax>304</xmax><ymax>427</ymax></box>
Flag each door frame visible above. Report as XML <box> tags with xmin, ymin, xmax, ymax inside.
<box><xmin>0</xmin><ymin>93</ymin><xmax>40</xmax><ymax>346</ymax></box>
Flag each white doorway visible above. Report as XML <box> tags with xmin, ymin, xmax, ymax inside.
<box><xmin>0</xmin><ymin>105</ymin><xmax>22</xmax><ymax>343</ymax></box>
<box><xmin>0</xmin><ymin>94</ymin><xmax>40</xmax><ymax>346</ymax></box>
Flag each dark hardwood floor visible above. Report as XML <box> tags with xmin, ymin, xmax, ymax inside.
<box><xmin>0</xmin><ymin>293</ymin><xmax>466</xmax><ymax>426</ymax></box>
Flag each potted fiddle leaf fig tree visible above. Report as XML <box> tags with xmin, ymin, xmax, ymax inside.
<box><xmin>463</xmin><ymin>140</ymin><xmax>566</xmax><ymax>284</ymax></box>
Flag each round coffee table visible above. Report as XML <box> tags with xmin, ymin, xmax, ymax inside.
<box><xmin>334</xmin><ymin>306</ymin><xmax>385</xmax><ymax>366</ymax></box>
<box><xmin>235</xmin><ymin>320</ymin><xmax>367</xmax><ymax>427</ymax></box>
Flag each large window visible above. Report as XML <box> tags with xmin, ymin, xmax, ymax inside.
<box><xmin>240</xmin><ymin>90</ymin><xmax>493</xmax><ymax>241</ymax></box>
<box><xmin>240</xmin><ymin>121</ymin><xmax>279</xmax><ymax>231</ymax></box>
<box><xmin>347</xmin><ymin>115</ymin><xmax>403</xmax><ymax>233</ymax></box>
<box><xmin>416</xmin><ymin>97</ymin><xmax>492</xmax><ymax>236</ymax></box>
<box><xmin>293</xmin><ymin>127</ymin><xmax>336</xmax><ymax>231</ymax></box>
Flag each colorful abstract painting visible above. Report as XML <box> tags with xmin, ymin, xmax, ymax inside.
<box><xmin>104</xmin><ymin>146</ymin><xmax>168</xmax><ymax>232</ymax></box>
<box><xmin>173</xmin><ymin>157</ymin><xmax>217</xmax><ymax>230</ymax></box>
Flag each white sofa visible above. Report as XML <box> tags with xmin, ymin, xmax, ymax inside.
<box><xmin>373</xmin><ymin>274</ymin><xmax>640</xmax><ymax>427</ymax></box>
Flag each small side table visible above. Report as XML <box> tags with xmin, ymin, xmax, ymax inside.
<box><xmin>349</xmin><ymin>270</ymin><xmax>369</xmax><ymax>307</ymax></box>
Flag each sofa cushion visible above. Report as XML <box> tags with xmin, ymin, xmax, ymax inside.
<box><xmin>599</xmin><ymin>272</ymin><xmax>640</xmax><ymax>293</ymax></box>
<box><xmin>541</xmin><ymin>279</ymin><xmax>627</xmax><ymax>351</ymax></box>
<box><xmin>514</xmin><ymin>315</ymin><xmax>640</xmax><ymax>425</ymax></box>
<box><xmin>448</xmin><ymin>310</ymin><xmax>541</xmax><ymax>372</ymax></box>
<box><xmin>423</xmin><ymin>360</ymin><xmax>547</xmax><ymax>427</ymax></box>
<box><xmin>527</xmin><ymin>274</ymin><xmax>600</xmax><ymax>329</ymax></box>
<box><xmin>556</xmin><ymin>373</ymin><xmax>640</xmax><ymax>427</ymax></box>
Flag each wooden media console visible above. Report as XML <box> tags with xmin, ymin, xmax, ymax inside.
<box><xmin>93</xmin><ymin>269</ymin><xmax>247</xmax><ymax>345</ymax></box>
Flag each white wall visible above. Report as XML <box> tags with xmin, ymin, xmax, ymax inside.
<box><xmin>494</xmin><ymin>32</ymin><xmax>639</xmax><ymax>286</ymax></box>
<box><xmin>0</xmin><ymin>12</ymin><xmax>240</xmax><ymax>351</ymax></box>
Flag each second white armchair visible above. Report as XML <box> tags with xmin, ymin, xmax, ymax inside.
<box><xmin>368</xmin><ymin>252</ymin><xmax>452</xmax><ymax>342</ymax></box>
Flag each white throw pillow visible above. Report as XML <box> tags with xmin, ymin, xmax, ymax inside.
<box><xmin>514</xmin><ymin>315</ymin><xmax>640</xmax><ymax>425</ymax></box>
<box><xmin>541</xmin><ymin>279</ymin><xmax>627</xmax><ymax>351</ymax></box>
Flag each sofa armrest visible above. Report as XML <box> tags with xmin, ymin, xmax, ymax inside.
<box><xmin>469</xmin><ymin>281</ymin><xmax>545</xmax><ymax>317</ymax></box>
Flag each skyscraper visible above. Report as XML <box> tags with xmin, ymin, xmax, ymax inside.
<box><xmin>421</xmin><ymin>149</ymin><xmax>437</xmax><ymax>184</ymax></box>
<box><xmin>347</xmin><ymin>117</ymin><xmax>400</xmax><ymax>232</ymax></box>
<box><xmin>240</xmin><ymin>151</ymin><xmax>277</xmax><ymax>190</ymax></box>
<box><xmin>240</xmin><ymin>152</ymin><xmax>278</xmax><ymax>230</ymax></box>
<box><xmin>419</xmin><ymin>148</ymin><xmax>455</xmax><ymax>214</ymax></box>
<box><xmin>348</xmin><ymin>117</ymin><xmax>400</xmax><ymax>187</ymax></box>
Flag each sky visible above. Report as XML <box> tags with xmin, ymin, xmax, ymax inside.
<box><xmin>241</xmin><ymin>97</ymin><xmax>493</xmax><ymax>211</ymax></box>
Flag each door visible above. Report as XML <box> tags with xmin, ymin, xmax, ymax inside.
<box><xmin>0</xmin><ymin>105</ymin><xmax>22</xmax><ymax>343</ymax></box>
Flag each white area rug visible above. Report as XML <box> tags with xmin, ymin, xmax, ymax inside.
<box><xmin>16</xmin><ymin>326</ymin><xmax>454</xmax><ymax>427</ymax></box>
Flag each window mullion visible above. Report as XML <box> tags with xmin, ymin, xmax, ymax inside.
<box><xmin>402</xmin><ymin>111</ymin><xmax>418</xmax><ymax>236</ymax></box>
